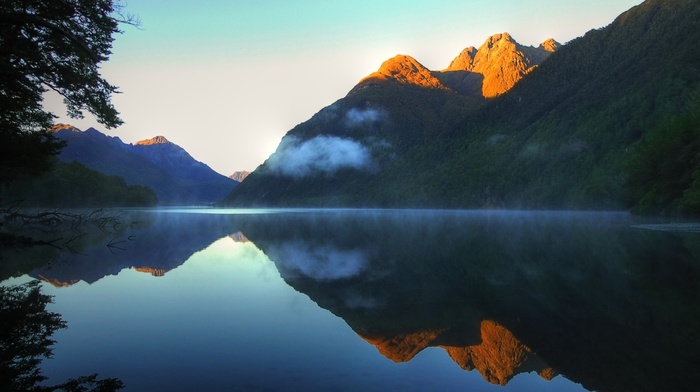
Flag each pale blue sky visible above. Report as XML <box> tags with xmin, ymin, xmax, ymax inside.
<box><xmin>44</xmin><ymin>0</ymin><xmax>642</xmax><ymax>174</ymax></box>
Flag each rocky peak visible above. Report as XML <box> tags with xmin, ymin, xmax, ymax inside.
<box><xmin>352</xmin><ymin>32</ymin><xmax>560</xmax><ymax>98</ymax></box>
<box><xmin>539</xmin><ymin>38</ymin><xmax>561</xmax><ymax>52</ymax></box>
<box><xmin>135</xmin><ymin>135</ymin><xmax>171</xmax><ymax>146</ymax></box>
<box><xmin>350</xmin><ymin>54</ymin><xmax>448</xmax><ymax>93</ymax></box>
<box><xmin>441</xmin><ymin>320</ymin><xmax>554</xmax><ymax>385</ymax></box>
<box><xmin>132</xmin><ymin>266</ymin><xmax>169</xmax><ymax>277</ymax></box>
<box><xmin>484</xmin><ymin>32</ymin><xmax>515</xmax><ymax>49</ymax></box>
<box><xmin>445</xmin><ymin>46</ymin><xmax>477</xmax><ymax>72</ymax></box>
<box><xmin>444</xmin><ymin>32</ymin><xmax>559</xmax><ymax>97</ymax></box>
<box><xmin>357</xmin><ymin>320</ymin><xmax>555</xmax><ymax>386</ymax></box>
<box><xmin>48</xmin><ymin>123</ymin><xmax>81</xmax><ymax>133</ymax></box>
<box><xmin>230</xmin><ymin>170</ymin><xmax>250</xmax><ymax>182</ymax></box>
<box><xmin>359</xmin><ymin>330</ymin><xmax>443</xmax><ymax>362</ymax></box>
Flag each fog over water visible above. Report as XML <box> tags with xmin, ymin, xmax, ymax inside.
<box><xmin>2</xmin><ymin>208</ymin><xmax>698</xmax><ymax>391</ymax></box>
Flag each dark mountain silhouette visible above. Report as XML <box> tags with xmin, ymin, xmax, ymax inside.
<box><xmin>233</xmin><ymin>210</ymin><xmax>700</xmax><ymax>392</ymax></box>
<box><xmin>223</xmin><ymin>0</ymin><xmax>700</xmax><ymax>215</ymax></box>
<box><xmin>49</xmin><ymin>126</ymin><xmax>237</xmax><ymax>204</ymax></box>
<box><xmin>131</xmin><ymin>135</ymin><xmax>239</xmax><ymax>203</ymax></box>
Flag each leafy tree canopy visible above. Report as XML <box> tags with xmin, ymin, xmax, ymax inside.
<box><xmin>0</xmin><ymin>0</ymin><xmax>137</xmax><ymax>183</ymax></box>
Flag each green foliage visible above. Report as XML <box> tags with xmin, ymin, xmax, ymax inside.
<box><xmin>0</xmin><ymin>129</ymin><xmax>65</xmax><ymax>184</ymax></box>
<box><xmin>225</xmin><ymin>0</ymin><xmax>700</xmax><ymax>215</ymax></box>
<box><xmin>0</xmin><ymin>0</ymin><xmax>136</xmax><ymax>184</ymax></box>
<box><xmin>2</xmin><ymin>161</ymin><xmax>158</xmax><ymax>207</ymax></box>
<box><xmin>625</xmin><ymin>112</ymin><xmax>700</xmax><ymax>215</ymax></box>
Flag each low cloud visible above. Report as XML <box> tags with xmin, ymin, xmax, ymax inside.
<box><xmin>267</xmin><ymin>135</ymin><xmax>372</xmax><ymax>178</ymax></box>
<box><xmin>269</xmin><ymin>240</ymin><xmax>368</xmax><ymax>281</ymax></box>
<box><xmin>344</xmin><ymin>108</ymin><xmax>383</xmax><ymax>128</ymax></box>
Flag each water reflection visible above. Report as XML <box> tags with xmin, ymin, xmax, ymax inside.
<box><xmin>237</xmin><ymin>210</ymin><xmax>700</xmax><ymax>392</ymax></box>
<box><xmin>2</xmin><ymin>210</ymin><xmax>237</xmax><ymax>285</ymax></box>
<box><xmin>2</xmin><ymin>209</ymin><xmax>698</xmax><ymax>391</ymax></box>
<box><xmin>0</xmin><ymin>281</ymin><xmax>123</xmax><ymax>391</ymax></box>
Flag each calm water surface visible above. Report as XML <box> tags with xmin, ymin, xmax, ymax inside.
<box><xmin>2</xmin><ymin>209</ymin><xmax>699</xmax><ymax>391</ymax></box>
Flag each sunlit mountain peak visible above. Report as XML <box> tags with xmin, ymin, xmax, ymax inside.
<box><xmin>135</xmin><ymin>135</ymin><xmax>171</xmax><ymax>146</ymax></box>
<box><xmin>48</xmin><ymin>123</ymin><xmax>81</xmax><ymax>133</ymax></box>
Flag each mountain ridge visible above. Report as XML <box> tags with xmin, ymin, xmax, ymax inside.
<box><xmin>134</xmin><ymin>135</ymin><xmax>170</xmax><ymax>146</ymax></box>
<box><xmin>223</xmin><ymin>0</ymin><xmax>700</xmax><ymax>215</ymax></box>
<box><xmin>442</xmin><ymin>33</ymin><xmax>559</xmax><ymax>97</ymax></box>
<box><xmin>49</xmin><ymin>125</ymin><xmax>237</xmax><ymax>204</ymax></box>
<box><xmin>351</xmin><ymin>33</ymin><xmax>559</xmax><ymax>98</ymax></box>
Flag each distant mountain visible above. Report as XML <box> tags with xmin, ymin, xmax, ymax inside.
<box><xmin>49</xmin><ymin>126</ymin><xmax>237</xmax><ymax>204</ymax></box>
<box><xmin>223</xmin><ymin>0</ymin><xmax>700</xmax><ymax>215</ymax></box>
<box><xmin>130</xmin><ymin>135</ymin><xmax>237</xmax><ymax>202</ymax></box>
<box><xmin>229</xmin><ymin>171</ymin><xmax>250</xmax><ymax>182</ymax></box>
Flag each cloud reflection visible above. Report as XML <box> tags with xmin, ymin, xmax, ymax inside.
<box><xmin>268</xmin><ymin>240</ymin><xmax>368</xmax><ymax>281</ymax></box>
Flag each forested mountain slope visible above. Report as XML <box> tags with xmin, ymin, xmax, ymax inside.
<box><xmin>225</xmin><ymin>0</ymin><xmax>700</xmax><ymax>215</ymax></box>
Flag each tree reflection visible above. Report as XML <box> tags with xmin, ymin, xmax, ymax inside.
<box><xmin>0</xmin><ymin>281</ymin><xmax>123</xmax><ymax>392</ymax></box>
<box><xmin>238</xmin><ymin>210</ymin><xmax>700</xmax><ymax>392</ymax></box>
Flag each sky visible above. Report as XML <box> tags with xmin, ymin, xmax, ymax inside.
<box><xmin>43</xmin><ymin>0</ymin><xmax>643</xmax><ymax>175</ymax></box>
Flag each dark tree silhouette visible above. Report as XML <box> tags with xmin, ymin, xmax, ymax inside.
<box><xmin>0</xmin><ymin>0</ymin><xmax>138</xmax><ymax>184</ymax></box>
<box><xmin>0</xmin><ymin>281</ymin><xmax>124</xmax><ymax>391</ymax></box>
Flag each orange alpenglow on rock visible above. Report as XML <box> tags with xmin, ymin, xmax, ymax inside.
<box><xmin>352</xmin><ymin>55</ymin><xmax>449</xmax><ymax>93</ymax></box>
<box><xmin>48</xmin><ymin>123</ymin><xmax>81</xmax><ymax>133</ymax></box>
<box><xmin>134</xmin><ymin>135</ymin><xmax>170</xmax><ymax>146</ymax></box>
<box><xmin>440</xmin><ymin>320</ymin><xmax>555</xmax><ymax>385</ymax></box>
<box><xmin>132</xmin><ymin>266</ymin><xmax>168</xmax><ymax>277</ymax></box>
<box><xmin>359</xmin><ymin>330</ymin><xmax>444</xmax><ymax>362</ymax></box>
<box><xmin>351</xmin><ymin>32</ymin><xmax>560</xmax><ymax>98</ymax></box>
<box><xmin>38</xmin><ymin>274</ymin><xmax>79</xmax><ymax>287</ymax></box>
<box><xmin>444</xmin><ymin>33</ymin><xmax>560</xmax><ymax>98</ymax></box>
<box><xmin>358</xmin><ymin>320</ymin><xmax>555</xmax><ymax>386</ymax></box>
<box><xmin>539</xmin><ymin>38</ymin><xmax>561</xmax><ymax>53</ymax></box>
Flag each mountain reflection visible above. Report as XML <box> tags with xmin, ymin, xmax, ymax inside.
<box><xmin>236</xmin><ymin>210</ymin><xmax>700</xmax><ymax>392</ymax></box>
<box><xmin>360</xmin><ymin>319</ymin><xmax>554</xmax><ymax>386</ymax></box>
<box><xmin>7</xmin><ymin>209</ymin><xmax>699</xmax><ymax>391</ymax></box>
<box><xmin>9</xmin><ymin>210</ymin><xmax>239</xmax><ymax>285</ymax></box>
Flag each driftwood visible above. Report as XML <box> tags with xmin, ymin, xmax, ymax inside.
<box><xmin>1</xmin><ymin>203</ymin><xmax>126</xmax><ymax>253</ymax></box>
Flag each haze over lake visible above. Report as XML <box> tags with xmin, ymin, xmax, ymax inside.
<box><xmin>2</xmin><ymin>209</ymin><xmax>699</xmax><ymax>391</ymax></box>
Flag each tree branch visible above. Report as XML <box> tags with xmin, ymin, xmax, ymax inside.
<box><xmin>0</xmin><ymin>12</ymin><xmax>101</xmax><ymax>63</ymax></box>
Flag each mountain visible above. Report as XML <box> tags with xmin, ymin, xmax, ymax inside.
<box><xmin>233</xmin><ymin>210</ymin><xmax>700</xmax><ymax>392</ymax></box>
<box><xmin>130</xmin><ymin>135</ymin><xmax>238</xmax><ymax>202</ymax></box>
<box><xmin>351</xmin><ymin>54</ymin><xmax>449</xmax><ymax>93</ymax></box>
<box><xmin>223</xmin><ymin>0</ymin><xmax>700</xmax><ymax>215</ymax></box>
<box><xmin>229</xmin><ymin>171</ymin><xmax>250</xmax><ymax>182</ymax></box>
<box><xmin>359</xmin><ymin>321</ymin><xmax>554</xmax><ymax>386</ymax></box>
<box><xmin>21</xmin><ymin>211</ymin><xmax>239</xmax><ymax>286</ymax></box>
<box><xmin>440</xmin><ymin>33</ymin><xmax>559</xmax><ymax>97</ymax></box>
<box><xmin>350</xmin><ymin>33</ymin><xmax>558</xmax><ymax>97</ymax></box>
<box><xmin>223</xmin><ymin>33</ymin><xmax>548</xmax><ymax>207</ymax></box>
<box><xmin>49</xmin><ymin>126</ymin><xmax>237</xmax><ymax>204</ymax></box>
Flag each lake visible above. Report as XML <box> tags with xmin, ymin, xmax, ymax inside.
<box><xmin>2</xmin><ymin>208</ymin><xmax>699</xmax><ymax>391</ymax></box>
